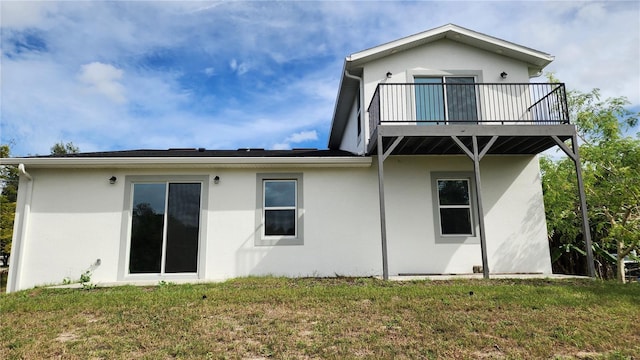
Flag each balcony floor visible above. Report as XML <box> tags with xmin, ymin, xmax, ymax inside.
<box><xmin>368</xmin><ymin>124</ymin><xmax>576</xmax><ymax>156</ymax></box>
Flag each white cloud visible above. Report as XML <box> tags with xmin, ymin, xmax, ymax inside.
<box><xmin>78</xmin><ymin>62</ymin><xmax>126</xmax><ymax>104</ymax></box>
<box><xmin>271</xmin><ymin>130</ymin><xmax>319</xmax><ymax>150</ymax></box>
<box><xmin>0</xmin><ymin>2</ymin><xmax>58</xmax><ymax>29</ymax></box>
<box><xmin>230</xmin><ymin>59</ymin><xmax>251</xmax><ymax>75</ymax></box>
<box><xmin>288</xmin><ymin>130</ymin><xmax>318</xmax><ymax>143</ymax></box>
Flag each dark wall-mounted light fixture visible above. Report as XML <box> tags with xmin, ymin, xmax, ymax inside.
<box><xmin>386</xmin><ymin>71</ymin><xmax>393</xmax><ymax>78</ymax></box>
<box><xmin>213</xmin><ymin>175</ymin><xmax>220</xmax><ymax>184</ymax></box>
<box><xmin>500</xmin><ymin>71</ymin><xmax>508</xmax><ymax>79</ymax></box>
<box><xmin>109</xmin><ymin>176</ymin><xmax>117</xmax><ymax>184</ymax></box>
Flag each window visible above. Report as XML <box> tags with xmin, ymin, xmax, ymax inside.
<box><xmin>415</xmin><ymin>76</ymin><xmax>478</xmax><ymax>124</ymax></box>
<box><xmin>431</xmin><ymin>172</ymin><xmax>478</xmax><ymax>244</ymax></box>
<box><xmin>437</xmin><ymin>179</ymin><xmax>472</xmax><ymax>235</ymax></box>
<box><xmin>264</xmin><ymin>180</ymin><xmax>296</xmax><ymax>236</ymax></box>
<box><xmin>119</xmin><ymin>176</ymin><xmax>208</xmax><ymax>279</ymax></box>
<box><xmin>256</xmin><ymin>173</ymin><xmax>303</xmax><ymax>246</ymax></box>
<box><xmin>356</xmin><ymin>89</ymin><xmax>362</xmax><ymax>140</ymax></box>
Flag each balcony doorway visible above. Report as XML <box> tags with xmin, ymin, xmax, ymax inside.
<box><xmin>415</xmin><ymin>77</ymin><xmax>478</xmax><ymax>124</ymax></box>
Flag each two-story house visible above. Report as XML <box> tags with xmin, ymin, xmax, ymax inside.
<box><xmin>3</xmin><ymin>24</ymin><xmax>593</xmax><ymax>292</ymax></box>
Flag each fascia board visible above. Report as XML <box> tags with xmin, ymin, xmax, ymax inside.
<box><xmin>348</xmin><ymin>24</ymin><xmax>453</xmax><ymax>64</ymax></box>
<box><xmin>1</xmin><ymin>156</ymin><xmax>373</xmax><ymax>169</ymax></box>
<box><xmin>328</xmin><ymin>60</ymin><xmax>351</xmax><ymax>148</ymax></box>
<box><xmin>347</xmin><ymin>24</ymin><xmax>553</xmax><ymax>70</ymax></box>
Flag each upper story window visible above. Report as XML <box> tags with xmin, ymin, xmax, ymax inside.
<box><xmin>415</xmin><ymin>76</ymin><xmax>478</xmax><ymax>124</ymax></box>
<box><xmin>356</xmin><ymin>89</ymin><xmax>362</xmax><ymax>139</ymax></box>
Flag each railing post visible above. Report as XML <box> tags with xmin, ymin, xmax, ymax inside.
<box><xmin>560</xmin><ymin>84</ymin><xmax>570</xmax><ymax>124</ymax></box>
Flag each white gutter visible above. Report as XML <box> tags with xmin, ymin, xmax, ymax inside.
<box><xmin>7</xmin><ymin>164</ymin><xmax>33</xmax><ymax>292</ymax></box>
<box><xmin>344</xmin><ymin>70</ymin><xmax>365</xmax><ymax>155</ymax></box>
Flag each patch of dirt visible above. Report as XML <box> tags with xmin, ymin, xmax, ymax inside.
<box><xmin>575</xmin><ymin>351</ymin><xmax>603</xmax><ymax>359</ymax></box>
<box><xmin>55</xmin><ymin>331</ymin><xmax>78</xmax><ymax>342</ymax></box>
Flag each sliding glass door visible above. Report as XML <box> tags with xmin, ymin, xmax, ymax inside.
<box><xmin>129</xmin><ymin>182</ymin><xmax>201</xmax><ymax>274</ymax></box>
<box><xmin>415</xmin><ymin>76</ymin><xmax>478</xmax><ymax>124</ymax></box>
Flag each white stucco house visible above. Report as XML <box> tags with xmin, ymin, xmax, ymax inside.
<box><xmin>3</xmin><ymin>24</ymin><xmax>593</xmax><ymax>292</ymax></box>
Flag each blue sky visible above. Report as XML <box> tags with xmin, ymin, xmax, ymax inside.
<box><xmin>1</xmin><ymin>1</ymin><xmax>638</xmax><ymax>156</ymax></box>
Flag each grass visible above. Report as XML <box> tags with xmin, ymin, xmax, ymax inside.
<box><xmin>1</xmin><ymin>277</ymin><xmax>638</xmax><ymax>359</ymax></box>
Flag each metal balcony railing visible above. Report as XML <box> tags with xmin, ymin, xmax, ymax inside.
<box><xmin>368</xmin><ymin>83</ymin><xmax>569</xmax><ymax>136</ymax></box>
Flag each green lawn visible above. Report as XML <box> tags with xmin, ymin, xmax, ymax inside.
<box><xmin>1</xmin><ymin>277</ymin><xmax>638</xmax><ymax>359</ymax></box>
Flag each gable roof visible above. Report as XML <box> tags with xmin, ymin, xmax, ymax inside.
<box><xmin>328</xmin><ymin>24</ymin><xmax>555</xmax><ymax>149</ymax></box>
<box><xmin>348</xmin><ymin>23</ymin><xmax>554</xmax><ymax>72</ymax></box>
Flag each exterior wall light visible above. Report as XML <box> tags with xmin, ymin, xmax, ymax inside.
<box><xmin>214</xmin><ymin>175</ymin><xmax>220</xmax><ymax>184</ymax></box>
<box><xmin>500</xmin><ymin>71</ymin><xmax>508</xmax><ymax>79</ymax></box>
<box><xmin>386</xmin><ymin>71</ymin><xmax>393</xmax><ymax>78</ymax></box>
<box><xmin>109</xmin><ymin>176</ymin><xmax>117</xmax><ymax>184</ymax></box>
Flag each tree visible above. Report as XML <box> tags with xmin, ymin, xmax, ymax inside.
<box><xmin>0</xmin><ymin>144</ymin><xmax>18</xmax><ymax>203</ymax></box>
<box><xmin>50</xmin><ymin>141</ymin><xmax>80</xmax><ymax>155</ymax></box>
<box><xmin>541</xmin><ymin>82</ymin><xmax>639</xmax><ymax>283</ymax></box>
<box><xmin>1</xmin><ymin>144</ymin><xmax>18</xmax><ymax>266</ymax></box>
<box><xmin>0</xmin><ymin>201</ymin><xmax>15</xmax><ymax>266</ymax></box>
<box><xmin>582</xmin><ymin>138</ymin><xmax>640</xmax><ymax>283</ymax></box>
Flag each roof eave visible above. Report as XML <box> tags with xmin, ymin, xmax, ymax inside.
<box><xmin>327</xmin><ymin>61</ymin><xmax>361</xmax><ymax>149</ymax></box>
<box><xmin>2</xmin><ymin>156</ymin><xmax>372</xmax><ymax>169</ymax></box>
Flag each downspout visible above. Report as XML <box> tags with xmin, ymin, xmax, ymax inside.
<box><xmin>18</xmin><ymin>164</ymin><xmax>32</xmax><ymax>180</ymax></box>
<box><xmin>6</xmin><ymin>164</ymin><xmax>33</xmax><ymax>292</ymax></box>
<box><xmin>344</xmin><ymin>70</ymin><xmax>365</xmax><ymax>156</ymax></box>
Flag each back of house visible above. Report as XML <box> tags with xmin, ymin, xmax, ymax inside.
<box><xmin>5</xmin><ymin>24</ymin><xmax>578</xmax><ymax>292</ymax></box>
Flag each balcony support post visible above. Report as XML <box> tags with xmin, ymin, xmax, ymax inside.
<box><xmin>551</xmin><ymin>135</ymin><xmax>596</xmax><ymax>278</ymax></box>
<box><xmin>451</xmin><ymin>135</ymin><xmax>496</xmax><ymax>279</ymax></box>
<box><xmin>376</xmin><ymin>132</ymin><xmax>390</xmax><ymax>280</ymax></box>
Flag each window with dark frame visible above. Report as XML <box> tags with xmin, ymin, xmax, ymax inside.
<box><xmin>436</xmin><ymin>178</ymin><xmax>473</xmax><ymax>236</ymax></box>
<box><xmin>356</xmin><ymin>89</ymin><xmax>362</xmax><ymax>138</ymax></box>
<box><xmin>129</xmin><ymin>182</ymin><xmax>201</xmax><ymax>274</ymax></box>
<box><xmin>415</xmin><ymin>76</ymin><xmax>478</xmax><ymax>124</ymax></box>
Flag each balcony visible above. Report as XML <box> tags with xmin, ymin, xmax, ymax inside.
<box><xmin>367</xmin><ymin>83</ymin><xmax>574</xmax><ymax>155</ymax></box>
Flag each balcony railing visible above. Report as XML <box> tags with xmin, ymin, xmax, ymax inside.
<box><xmin>368</xmin><ymin>83</ymin><xmax>569</xmax><ymax>136</ymax></box>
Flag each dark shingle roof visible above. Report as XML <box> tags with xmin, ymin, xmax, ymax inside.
<box><xmin>33</xmin><ymin>148</ymin><xmax>358</xmax><ymax>158</ymax></box>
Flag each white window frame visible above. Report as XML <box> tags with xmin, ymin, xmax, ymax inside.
<box><xmin>430</xmin><ymin>172</ymin><xmax>479</xmax><ymax>244</ymax></box>
<box><xmin>117</xmin><ymin>175</ymin><xmax>209</xmax><ymax>281</ymax></box>
<box><xmin>255</xmin><ymin>173</ymin><xmax>304</xmax><ymax>246</ymax></box>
